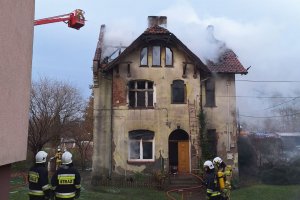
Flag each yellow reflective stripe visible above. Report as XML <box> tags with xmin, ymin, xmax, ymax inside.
<box><xmin>58</xmin><ymin>174</ymin><xmax>75</xmax><ymax>185</ymax></box>
<box><xmin>42</xmin><ymin>184</ymin><xmax>51</xmax><ymax>190</ymax></box>
<box><xmin>51</xmin><ymin>186</ymin><xmax>56</xmax><ymax>190</ymax></box>
<box><xmin>75</xmin><ymin>184</ymin><xmax>81</xmax><ymax>189</ymax></box>
<box><xmin>28</xmin><ymin>190</ymin><xmax>44</xmax><ymax>196</ymax></box>
<box><xmin>211</xmin><ymin>192</ymin><xmax>221</xmax><ymax>196</ymax></box>
<box><xmin>28</xmin><ymin>171</ymin><xmax>39</xmax><ymax>183</ymax></box>
<box><xmin>55</xmin><ymin>192</ymin><xmax>76</xmax><ymax>198</ymax></box>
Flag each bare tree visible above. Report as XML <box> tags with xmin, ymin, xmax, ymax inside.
<box><xmin>28</xmin><ymin>78</ymin><xmax>85</xmax><ymax>156</ymax></box>
<box><xmin>71</xmin><ymin>96</ymin><xmax>94</xmax><ymax>170</ymax></box>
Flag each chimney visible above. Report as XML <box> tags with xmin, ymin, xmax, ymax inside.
<box><xmin>148</xmin><ymin>16</ymin><xmax>167</xmax><ymax>28</ymax></box>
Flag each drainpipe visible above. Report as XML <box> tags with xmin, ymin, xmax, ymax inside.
<box><xmin>226</xmin><ymin>80</ymin><xmax>231</xmax><ymax>152</ymax></box>
<box><xmin>109</xmin><ymin>71</ymin><xmax>113</xmax><ymax>178</ymax></box>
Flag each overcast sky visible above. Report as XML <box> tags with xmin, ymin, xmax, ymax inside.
<box><xmin>34</xmin><ymin>0</ymin><xmax>300</xmax><ymax>126</ymax></box>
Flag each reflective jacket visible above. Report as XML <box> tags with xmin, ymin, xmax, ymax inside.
<box><xmin>28</xmin><ymin>163</ymin><xmax>51</xmax><ymax>198</ymax></box>
<box><xmin>204</xmin><ymin>170</ymin><xmax>221</xmax><ymax>199</ymax></box>
<box><xmin>51</xmin><ymin>164</ymin><xmax>81</xmax><ymax>199</ymax></box>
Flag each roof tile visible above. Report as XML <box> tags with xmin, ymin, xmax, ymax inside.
<box><xmin>206</xmin><ymin>49</ymin><xmax>247</xmax><ymax>74</ymax></box>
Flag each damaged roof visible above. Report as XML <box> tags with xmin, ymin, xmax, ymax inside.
<box><xmin>206</xmin><ymin>49</ymin><xmax>248</xmax><ymax>74</ymax></box>
<box><xmin>98</xmin><ymin>25</ymin><xmax>210</xmax><ymax>73</ymax></box>
<box><xmin>96</xmin><ymin>25</ymin><xmax>247</xmax><ymax>75</ymax></box>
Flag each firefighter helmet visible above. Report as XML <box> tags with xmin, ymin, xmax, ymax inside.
<box><xmin>213</xmin><ymin>157</ymin><xmax>223</xmax><ymax>165</ymax></box>
<box><xmin>204</xmin><ymin>160</ymin><xmax>214</xmax><ymax>170</ymax></box>
<box><xmin>62</xmin><ymin>151</ymin><xmax>72</xmax><ymax>165</ymax></box>
<box><xmin>35</xmin><ymin>151</ymin><xmax>48</xmax><ymax>163</ymax></box>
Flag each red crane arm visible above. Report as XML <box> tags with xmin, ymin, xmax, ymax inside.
<box><xmin>34</xmin><ymin>10</ymin><xmax>85</xmax><ymax>30</ymax></box>
<box><xmin>34</xmin><ymin>15</ymin><xmax>71</xmax><ymax>26</ymax></box>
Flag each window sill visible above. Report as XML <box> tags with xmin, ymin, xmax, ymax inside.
<box><xmin>151</xmin><ymin>65</ymin><xmax>162</xmax><ymax>68</ymax></box>
<box><xmin>171</xmin><ymin>102</ymin><xmax>186</xmax><ymax>104</ymax></box>
<box><xmin>128</xmin><ymin>107</ymin><xmax>155</xmax><ymax>109</ymax></box>
<box><xmin>204</xmin><ymin>104</ymin><xmax>217</xmax><ymax>108</ymax></box>
<box><xmin>165</xmin><ymin>65</ymin><xmax>174</xmax><ymax>68</ymax></box>
<box><xmin>139</xmin><ymin>65</ymin><xmax>149</xmax><ymax>67</ymax></box>
<box><xmin>127</xmin><ymin>160</ymin><xmax>155</xmax><ymax>164</ymax></box>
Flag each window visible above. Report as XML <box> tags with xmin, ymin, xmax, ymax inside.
<box><xmin>205</xmin><ymin>78</ymin><xmax>215</xmax><ymax>107</ymax></box>
<box><xmin>152</xmin><ymin>46</ymin><xmax>161</xmax><ymax>66</ymax></box>
<box><xmin>128</xmin><ymin>80</ymin><xmax>154</xmax><ymax>108</ymax></box>
<box><xmin>140</xmin><ymin>47</ymin><xmax>148</xmax><ymax>66</ymax></box>
<box><xmin>128</xmin><ymin>130</ymin><xmax>154</xmax><ymax>161</ymax></box>
<box><xmin>207</xmin><ymin>129</ymin><xmax>217</xmax><ymax>157</ymax></box>
<box><xmin>171</xmin><ymin>80</ymin><xmax>186</xmax><ymax>104</ymax></box>
<box><xmin>165</xmin><ymin>47</ymin><xmax>173</xmax><ymax>66</ymax></box>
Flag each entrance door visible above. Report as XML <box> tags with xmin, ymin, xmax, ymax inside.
<box><xmin>178</xmin><ymin>141</ymin><xmax>189</xmax><ymax>173</ymax></box>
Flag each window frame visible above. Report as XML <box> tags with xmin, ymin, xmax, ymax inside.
<box><xmin>140</xmin><ymin>47</ymin><xmax>148</xmax><ymax>67</ymax></box>
<box><xmin>128</xmin><ymin>80</ymin><xmax>154</xmax><ymax>109</ymax></box>
<box><xmin>152</xmin><ymin>45</ymin><xmax>161</xmax><ymax>67</ymax></box>
<box><xmin>128</xmin><ymin>130</ymin><xmax>155</xmax><ymax>162</ymax></box>
<box><xmin>205</xmin><ymin>78</ymin><xmax>216</xmax><ymax>107</ymax></box>
<box><xmin>171</xmin><ymin>80</ymin><xmax>186</xmax><ymax>104</ymax></box>
<box><xmin>165</xmin><ymin>47</ymin><xmax>173</xmax><ymax>67</ymax></box>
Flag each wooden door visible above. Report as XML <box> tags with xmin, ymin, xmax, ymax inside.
<box><xmin>178</xmin><ymin>141</ymin><xmax>190</xmax><ymax>173</ymax></box>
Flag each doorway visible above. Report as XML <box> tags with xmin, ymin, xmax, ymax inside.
<box><xmin>168</xmin><ymin>129</ymin><xmax>190</xmax><ymax>173</ymax></box>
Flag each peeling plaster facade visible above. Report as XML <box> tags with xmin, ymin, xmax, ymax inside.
<box><xmin>91</xmin><ymin>17</ymin><xmax>247</xmax><ymax>182</ymax></box>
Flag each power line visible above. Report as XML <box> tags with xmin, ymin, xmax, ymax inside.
<box><xmin>216</xmin><ymin>95</ymin><xmax>299</xmax><ymax>99</ymax></box>
<box><xmin>263</xmin><ymin>97</ymin><xmax>300</xmax><ymax>110</ymax></box>
<box><xmin>236</xmin><ymin>80</ymin><xmax>300</xmax><ymax>83</ymax></box>
<box><xmin>240</xmin><ymin>112</ymin><xmax>300</xmax><ymax>119</ymax></box>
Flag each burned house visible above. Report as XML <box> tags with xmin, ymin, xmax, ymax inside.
<box><xmin>91</xmin><ymin>16</ymin><xmax>247</xmax><ymax>181</ymax></box>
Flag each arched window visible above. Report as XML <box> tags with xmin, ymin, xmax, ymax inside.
<box><xmin>171</xmin><ymin>80</ymin><xmax>186</xmax><ymax>104</ymax></box>
<box><xmin>128</xmin><ymin>130</ymin><xmax>155</xmax><ymax>161</ymax></box>
<box><xmin>140</xmin><ymin>47</ymin><xmax>148</xmax><ymax>66</ymax></box>
<box><xmin>128</xmin><ymin>80</ymin><xmax>154</xmax><ymax>108</ymax></box>
<box><xmin>165</xmin><ymin>47</ymin><xmax>173</xmax><ymax>66</ymax></box>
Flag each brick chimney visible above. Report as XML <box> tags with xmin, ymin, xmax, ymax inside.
<box><xmin>148</xmin><ymin>16</ymin><xmax>167</xmax><ymax>28</ymax></box>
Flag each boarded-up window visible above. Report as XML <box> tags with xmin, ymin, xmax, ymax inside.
<box><xmin>171</xmin><ymin>80</ymin><xmax>185</xmax><ymax>104</ymax></box>
<box><xmin>140</xmin><ymin>47</ymin><xmax>148</xmax><ymax>66</ymax></box>
<box><xmin>152</xmin><ymin>46</ymin><xmax>161</xmax><ymax>66</ymax></box>
<box><xmin>165</xmin><ymin>47</ymin><xmax>173</xmax><ymax>66</ymax></box>
<box><xmin>128</xmin><ymin>80</ymin><xmax>154</xmax><ymax>108</ymax></box>
<box><xmin>207</xmin><ymin>129</ymin><xmax>217</xmax><ymax>157</ymax></box>
<box><xmin>205</xmin><ymin>78</ymin><xmax>215</xmax><ymax>107</ymax></box>
<box><xmin>129</xmin><ymin>130</ymin><xmax>154</xmax><ymax>161</ymax></box>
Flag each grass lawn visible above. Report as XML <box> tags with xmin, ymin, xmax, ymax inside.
<box><xmin>231</xmin><ymin>184</ymin><xmax>300</xmax><ymax>200</ymax></box>
<box><xmin>10</xmin><ymin>185</ymin><xmax>168</xmax><ymax>200</ymax></box>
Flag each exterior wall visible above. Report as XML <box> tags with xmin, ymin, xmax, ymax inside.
<box><xmin>92</xmin><ymin>46</ymin><xmax>202</xmax><ymax>178</ymax></box>
<box><xmin>0</xmin><ymin>0</ymin><xmax>34</xmax><ymax>166</ymax></box>
<box><xmin>92</xmin><ymin>72</ymin><xmax>113</xmax><ymax>181</ymax></box>
<box><xmin>204</xmin><ymin>74</ymin><xmax>238</xmax><ymax>168</ymax></box>
<box><xmin>0</xmin><ymin>0</ymin><xmax>34</xmax><ymax>197</ymax></box>
<box><xmin>110</xmin><ymin>47</ymin><xmax>201</xmax><ymax>175</ymax></box>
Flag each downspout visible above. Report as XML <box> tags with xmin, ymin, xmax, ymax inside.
<box><xmin>110</xmin><ymin>70</ymin><xmax>113</xmax><ymax>178</ymax></box>
<box><xmin>226</xmin><ymin>80</ymin><xmax>231</xmax><ymax>152</ymax></box>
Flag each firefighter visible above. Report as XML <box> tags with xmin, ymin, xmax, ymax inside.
<box><xmin>203</xmin><ymin>160</ymin><xmax>221</xmax><ymax>200</ymax></box>
<box><xmin>51</xmin><ymin>151</ymin><xmax>81</xmax><ymax>200</ymax></box>
<box><xmin>54</xmin><ymin>148</ymin><xmax>63</xmax><ymax>170</ymax></box>
<box><xmin>28</xmin><ymin>151</ymin><xmax>52</xmax><ymax>200</ymax></box>
<box><xmin>213</xmin><ymin>157</ymin><xmax>232</xmax><ymax>200</ymax></box>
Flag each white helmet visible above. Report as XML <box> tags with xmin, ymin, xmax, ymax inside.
<box><xmin>62</xmin><ymin>151</ymin><xmax>72</xmax><ymax>165</ymax></box>
<box><xmin>213</xmin><ymin>157</ymin><xmax>223</xmax><ymax>165</ymax></box>
<box><xmin>203</xmin><ymin>160</ymin><xmax>214</xmax><ymax>170</ymax></box>
<box><xmin>35</xmin><ymin>151</ymin><xmax>48</xmax><ymax>163</ymax></box>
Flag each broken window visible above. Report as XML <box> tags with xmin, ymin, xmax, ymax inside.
<box><xmin>205</xmin><ymin>78</ymin><xmax>216</xmax><ymax>107</ymax></box>
<box><xmin>140</xmin><ymin>47</ymin><xmax>148</xmax><ymax>66</ymax></box>
<box><xmin>128</xmin><ymin>80</ymin><xmax>154</xmax><ymax>108</ymax></box>
<box><xmin>152</xmin><ymin>46</ymin><xmax>161</xmax><ymax>66</ymax></box>
<box><xmin>165</xmin><ymin>47</ymin><xmax>173</xmax><ymax>66</ymax></box>
<box><xmin>171</xmin><ymin>80</ymin><xmax>186</xmax><ymax>104</ymax></box>
<box><xmin>128</xmin><ymin>130</ymin><xmax>154</xmax><ymax>161</ymax></box>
